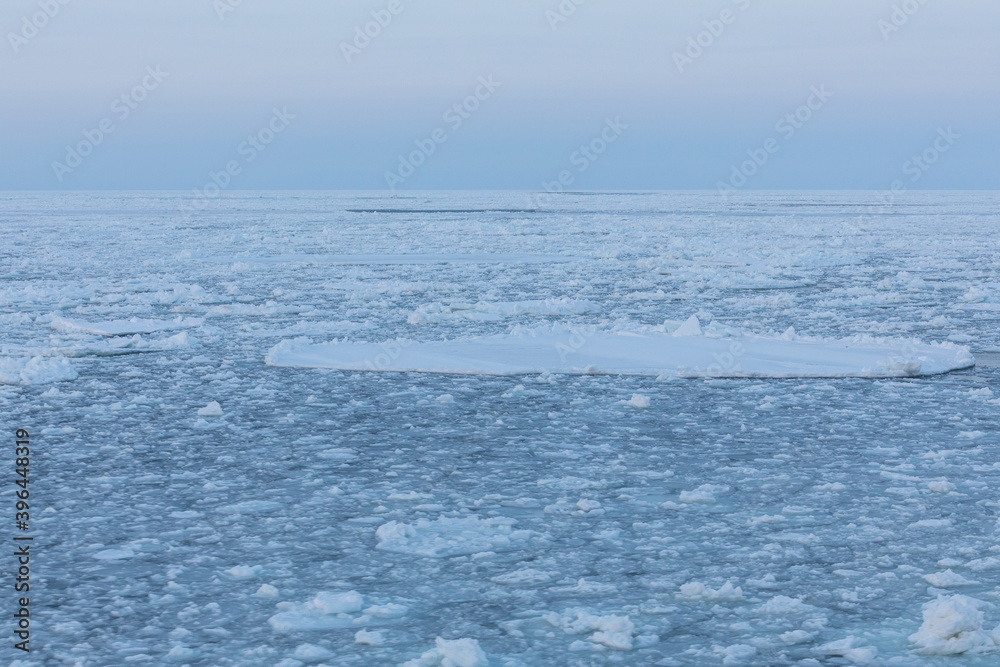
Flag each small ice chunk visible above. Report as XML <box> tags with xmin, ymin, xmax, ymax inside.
<box><xmin>433</xmin><ymin>637</ymin><xmax>489</xmax><ymax>666</ymax></box>
<box><xmin>541</xmin><ymin>609</ymin><xmax>636</xmax><ymax>650</ymax></box>
<box><xmin>387</xmin><ymin>491</ymin><xmax>433</xmax><ymax>501</ymax></box>
<box><xmin>218</xmin><ymin>500</ymin><xmax>281</xmax><ymax>514</ymax></box>
<box><xmin>292</xmin><ymin>643</ymin><xmax>333</xmax><ymax>663</ymax></box>
<box><xmin>255</xmin><ymin>584</ymin><xmax>279</xmax><ymax>598</ymax></box>
<box><xmin>576</xmin><ymin>499</ymin><xmax>602</xmax><ymax>512</ymax></box>
<box><xmin>403</xmin><ymin>637</ymin><xmax>489</xmax><ymax>667</ymax></box>
<box><xmin>677</xmin><ymin>581</ymin><xmax>743</xmax><ymax>601</ymax></box>
<box><xmin>308</xmin><ymin>591</ymin><xmax>364</xmax><ymax>615</ymax></box>
<box><xmin>224</xmin><ymin>565</ymin><xmax>262</xmax><ymax>579</ymax></box>
<box><xmin>490</xmin><ymin>569</ymin><xmax>554</xmax><ymax>586</ymax></box>
<box><xmin>672</xmin><ymin>314</ymin><xmax>703</xmax><ymax>337</ymax></box>
<box><xmin>928</xmin><ymin>480</ymin><xmax>955</xmax><ymax>493</ymax></box>
<box><xmin>815</xmin><ymin>636</ymin><xmax>878</xmax><ymax>664</ymax></box>
<box><xmin>626</xmin><ymin>393</ymin><xmax>650</xmax><ymax>408</ymax></box>
<box><xmin>363</xmin><ymin>603</ymin><xmax>409</xmax><ymax>618</ymax></box>
<box><xmin>375</xmin><ymin>516</ymin><xmax>531</xmax><ymax>558</ymax></box>
<box><xmin>166</xmin><ymin>645</ymin><xmax>199</xmax><ymax>662</ymax></box>
<box><xmin>269</xmin><ymin>591</ymin><xmax>368</xmax><ymax>633</ymax></box>
<box><xmin>780</xmin><ymin>630</ymin><xmax>815</xmax><ymax>644</ymax></box>
<box><xmin>911</xmin><ymin>518</ymin><xmax>953</xmax><ymax>529</ymax></box>
<box><xmin>679</xmin><ymin>484</ymin><xmax>723</xmax><ymax>504</ymax></box>
<box><xmin>715</xmin><ymin>644</ymin><xmax>757</xmax><ymax>665</ymax></box>
<box><xmin>923</xmin><ymin>570</ymin><xmax>977</xmax><ymax>589</ymax></box>
<box><xmin>591</xmin><ymin>630</ymin><xmax>633</xmax><ymax>651</ymax></box>
<box><xmin>816</xmin><ymin>482</ymin><xmax>846</xmax><ymax>492</ymax></box>
<box><xmin>355</xmin><ymin>629</ymin><xmax>384</xmax><ymax>646</ymax></box>
<box><xmin>197</xmin><ymin>401</ymin><xmax>223</xmax><ymax>417</ymax></box>
<box><xmin>755</xmin><ymin>595</ymin><xmax>816</xmax><ymax>615</ymax></box>
<box><xmin>93</xmin><ymin>547</ymin><xmax>135</xmax><ymax>560</ymax></box>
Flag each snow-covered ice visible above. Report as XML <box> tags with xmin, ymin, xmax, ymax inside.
<box><xmin>0</xmin><ymin>355</ymin><xmax>77</xmax><ymax>385</ymax></box>
<box><xmin>50</xmin><ymin>315</ymin><xmax>203</xmax><ymax>336</ymax></box>
<box><xmin>375</xmin><ymin>516</ymin><xmax>535</xmax><ymax>558</ymax></box>
<box><xmin>403</xmin><ymin>637</ymin><xmax>490</xmax><ymax>667</ymax></box>
<box><xmin>908</xmin><ymin>595</ymin><xmax>1000</xmax><ymax>655</ymax></box>
<box><xmin>197</xmin><ymin>400</ymin><xmax>224</xmax><ymax>417</ymax></box>
<box><xmin>4</xmin><ymin>191</ymin><xmax>1000</xmax><ymax>665</ymax></box>
<box><xmin>265</xmin><ymin>326</ymin><xmax>973</xmax><ymax>378</ymax></box>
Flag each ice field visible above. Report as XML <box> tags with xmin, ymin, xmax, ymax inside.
<box><xmin>2</xmin><ymin>190</ymin><xmax>1000</xmax><ymax>666</ymax></box>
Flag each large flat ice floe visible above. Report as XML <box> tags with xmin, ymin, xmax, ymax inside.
<box><xmin>265</xmin><ymin>323</ymin><xmax>974</xmax><ymax>379</ymax></box>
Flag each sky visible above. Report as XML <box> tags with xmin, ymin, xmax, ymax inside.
<box><xmin>1</xmin><ymin>0</ymin><xmax>998</xmax><ymax>191</ymax></box>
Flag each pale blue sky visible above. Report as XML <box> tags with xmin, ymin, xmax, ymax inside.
<box><xmin>2</xmin><ymin>0</ymin><xmax>997</xmax><ymax>190</ymax></box>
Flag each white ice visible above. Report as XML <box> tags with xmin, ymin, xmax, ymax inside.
<box><xmin>50</xmin><ymin>315</ymin><xmax>203</xmax><ymax>336</ymax></box>
<box><xmin>266</xmin><ymin>324</ymin><xmax>973</xmax><ymax>378</ymax></box>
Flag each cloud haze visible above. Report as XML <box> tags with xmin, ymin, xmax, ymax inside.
<box><xmin>2</xmin><ymin>0</ymin><xmax>998</xmax><ymax>190</ymax></box>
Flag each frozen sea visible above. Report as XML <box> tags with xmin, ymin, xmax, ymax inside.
<box><xmin>2</xmin><ymin>191</ymin><xmax>1000</xmax><ymax>666</ymax></box>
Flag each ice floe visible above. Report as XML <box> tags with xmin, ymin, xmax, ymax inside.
<box><xmin>541</xmin><ymin>609</ymin><xmax>640</xmax><ymax>651</ymax></box>
<box><xmin>402</xmin><ymin>637</ymin><xmax>489</xmax><ymax>667</ymax></box>
<box><xmin>909</xmin><ymin>595</ymin><xmax>1000</xmax><ymax>655</ymax></box>
<box><xmin>625</xmin><ymin>393</ymin><xmax>650</xmax><ymax>408</ymax></box>
<box><xmin>266</xmin><ymin>324</ymin><xmax>973</xmax><ymax>378</ymax></box>
<box><xmin>354</xmin><ymin>629</ymin><xmax>384</xmax><ymax>646</ymax></box>
<box><xmin>715</xmin><ymin>643</ymin><xmax>757</xmax><ymax>665</ymax></box>
<box><xmin>923</xmin><ymin>569</ymin><xmax>978</xmax><ymax>589</ymax></box>
<box><xmin>375</xmin><ymin>516</ymin><xmax>534</xmax><ymax>558</ymax></box>
<box><xmin>676</xmin><ymin>581</ymin><xmax>743</xmax><ymax>601</ymax></box>
<box><xmin>814</xmin><ymin>636</ymin><xmax>878</xmax><ymax>664</ymax></box>
<box><xmin>0</xmin><ymin>356</ymin><xmax>78</xmax><ymax>385</ymax></box>
<box><xmin>268</xmin><ymin>590</ymin><xmax>404</xmax><ymax>633</ymax></box>
<box><xmin>5</xmin><ymin>331</ymin><xmax>195</xmax><ymax>358</ymax></box>
<box><xmin>49</xmin><ymin>315</ymin><xmax>203</xmax><ymax>336</ymax></box>
<box><xmin>197</xmin><ymin>401</ymin><xmax>224</xmax><ymax>417</ymax></box>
